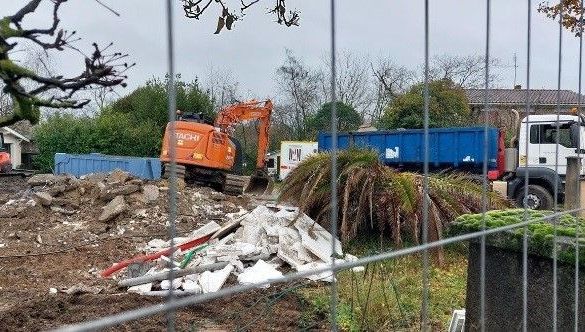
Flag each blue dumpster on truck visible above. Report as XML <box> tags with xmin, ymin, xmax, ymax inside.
<box><xmin>54</xmin><ymin>153</ymin><xmax>162</xmax><ymax>180</ymax></box>
<box><xmin>317</xmin><ymin>127</ymin><xmax>501</xmax><ymax>171</ymax></box>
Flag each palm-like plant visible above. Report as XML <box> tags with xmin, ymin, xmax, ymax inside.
<box><xmin>279</xmin><ymin>149</ymin><xmax>511</xmax><ymax>249</ymax></box>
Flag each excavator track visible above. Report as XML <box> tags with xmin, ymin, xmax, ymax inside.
<box><xmin>223</xmin><ymin>174</ymin><xmax>249</xmax><ymax>196</ymax></box>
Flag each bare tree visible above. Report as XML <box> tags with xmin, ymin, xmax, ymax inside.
<box><xmin>204</xmin><ymin>66</ymin><xmax>240</xmax><ymax>112</ymax></box>
<box><xmin>276</xmin><ymin>49</ymin><xmax>320</xmax><ymax>139</ymax></box>
<box><xmin>319</xmin><ymin>51</ymin><xmax>374</xmax><ymax>119</ymax></box>
<box><xmin>0</xmin><ymin>0</ymin><xmax>133</xmax><ymax>127</ymax></box>
<box><xmin>429</xmin><ymin>54</ymin><xmax>501</xmax><ymax>89</ymax></box>
<box><xmin>182</xmin><ymin>0</ymin><xmax>300</xmax><ymax>34</ymax></box>
<box><xmin>371</xmin><ymin>59</ymin><xmax>415</xmax><ymax>122</ymax></box>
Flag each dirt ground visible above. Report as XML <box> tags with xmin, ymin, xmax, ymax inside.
<box><xmin>0</xmin><ymin>176</ymin><xmax>326</xmax><ymax>331</ymax></box>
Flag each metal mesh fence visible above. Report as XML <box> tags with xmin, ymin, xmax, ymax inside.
<box><xmin>49</xmin><ymin>0</ymin><xmax>585</xmax><ymax>331</ymax></box>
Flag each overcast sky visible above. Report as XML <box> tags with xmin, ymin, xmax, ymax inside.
<box><xmin>4</xmin><ymin>0</ymin><xmax>584</xmax><ymax>101</ymax></box>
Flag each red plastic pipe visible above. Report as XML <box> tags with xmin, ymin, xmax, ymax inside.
<box><xmin>101</xmin><ymin>234</ymin><xmax>212</xmax><ymax>278</ymax></box>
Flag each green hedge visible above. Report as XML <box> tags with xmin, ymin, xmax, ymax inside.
<box><xmin>448</xmin><ymin>209</ymin><xmax>585</xmax><ymax>266</ymax></box>
<box><xmin>34</xmin><ymin>112</ymin><xmax>161</xmax><ymax>172</ymax></box>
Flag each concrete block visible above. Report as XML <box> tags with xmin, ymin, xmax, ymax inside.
<box><xmin>142</xmin><ymin>184</ymin><xmax>160</xmax><ymax>202</ymax></box>
<box><xmin>33</xmin><ymin>192</ymin><xmax>53</xmax><ymax>206</ymax></box>
<box><xmin>99</xmin><ymin>195</ymin><xmax>127</xmax><ymax>222</ymax></box>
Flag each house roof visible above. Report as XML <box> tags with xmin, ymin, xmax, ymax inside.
<box><xmin>1</xmin><ymin>127</ymin><xmax>30</xmax><ymax>142</ymax></box>
<box><xmin>465</xmin><ymin>88</ymin><xmax>583</xmax><ymax>106</ymax></box>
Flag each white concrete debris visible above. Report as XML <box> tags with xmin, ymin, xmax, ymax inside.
<box><xmin>127</xmin><ymin>283</ymin><xmax>153</xmax><ymax>294</ymax></box>
<box><xmin>237</xmin><ymin>260</ymin><xmax>283</xmax><ymax>288</ymax></box>
<box><xmin>199</xmin><ymin>264</ymin><xmax>234</xmax><ymax>293</ymax></box>
<box><xmin>161</xmin><ymin>278</ymin><xmax>182</xmax><ymax>290</ymax></box>
<box><xmin>124</xmin><ymin>205</ymin><xmax>357</xmax><ymax>296</ymax></box>
<box><xmin>191</xmin><ymin>221</ymin><xmax>221</xmax><ymax>239</ymax></box>
<box><xmin>296</xmin><ymin>262</ymin><xmax>335</xmax><ymax>283</ymax></box>
<box><xmin>344</xmin><ymin>254</ymin><xmax>365</xmax><ymax>272</ymax></box>
<box><xmin>181</xmin><ymin>279</ymin><xmax>202</xmax><ymax>293</ymax></box>
<box><xmin>206</xmin><ymin>242</ymin><xmax>258</xmax><ymax>259</ymax></box>
<box><xmin>294</xmin><ymin>214</ymin><xmax>343</xmax><ymax>264</ymax></box>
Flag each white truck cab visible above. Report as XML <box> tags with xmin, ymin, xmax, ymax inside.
<box><xmin>505</xmin><ymin>114</ymin><xmax>585</xmax><ymax>209</ymax></box>
<box><xmin>518</xmin><ymin>114</ymin><xmax>585</xmax><ymax>175</ymax></box>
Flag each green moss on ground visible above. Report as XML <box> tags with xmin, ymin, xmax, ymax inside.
<box><xmin>448</xmin><ymin>209</ymin><xmax>585</xmax><ymax>266</ymax></box>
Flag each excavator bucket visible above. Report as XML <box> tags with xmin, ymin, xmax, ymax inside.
<box><xmin>244</xmin><ymin>169</ymin><xmax>274</xmax><ymax>196</ymax></box>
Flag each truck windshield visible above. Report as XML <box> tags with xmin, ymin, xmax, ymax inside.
<box><xmin>0</xmin><ymin>133</ymin><xmax>4</xmax><ymax>151</ymax></box>
<box><xmin>529</xmin><ymin>123</ymin><xmax>576</xmax><ymax>148</ymax></box>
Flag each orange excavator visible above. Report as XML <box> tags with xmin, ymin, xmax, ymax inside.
<box><xmin>0</xmin><ymin>133</ymin><xmax>12</xmax><ymax>174</ymax></box>
<box><xmin>160</xmin><ymin>99</ymin><xmax>274</xmax><ymax>195</ymax></box>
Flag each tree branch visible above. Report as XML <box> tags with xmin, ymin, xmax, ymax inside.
<box><xmin>0</xmin><ymin>0</ymin><xmax>133</xmax><ymax>127</ymax></box>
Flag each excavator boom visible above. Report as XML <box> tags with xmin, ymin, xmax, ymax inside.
<box><xmin>215</xmin><ymin>100</ymin><xmax>274</xmax><ymax>194</ymax></box>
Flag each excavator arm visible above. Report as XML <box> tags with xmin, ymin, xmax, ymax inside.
<box><xmin>215</xmin><ymin>99</ymin><xmax>273</xmax><ymax>169</ymax></box>
<box><xmin>214</xmin><ymin>99</ymin><xmax>274</xmax><ymax>194</ymax></box>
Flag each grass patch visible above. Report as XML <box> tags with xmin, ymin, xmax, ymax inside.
<box><xmin>297</xmin><ymin>237</ymin><xmax>468</xmax><ymax>331</ymax></box>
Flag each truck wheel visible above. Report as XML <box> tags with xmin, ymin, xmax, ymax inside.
<box><xmin>515</xmin><ymin>185</ymin><xmax>554</xmax><ymax>210</ymax></box>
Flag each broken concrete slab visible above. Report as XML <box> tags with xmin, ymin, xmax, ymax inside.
<box><xmin>199</xmin><ymin>264</ymin><xmax>234</xmax><ymax>293</ymax></box>
<box><xmin>28</xmin><ymin>174</ymin><xmax>58</xmax><ymax>186</ymax></box>
<box><xmin>277</xmin><ymin>244</ymin><xmax>306</xmax><ymax>270</ymax></box>
<box><xmin>142</xmin><ymin>184</ymin><xmax>160</xmax><ymax>202</ymax></box>
<box><xmin>33</xmin><ymin>192</ymin><xmax>53</xmax><ymax>206</ymax></box>
<box><xmin>206</xmin><ymin>242</ymin><xmax>258</xmax><ymax>259</ymax></box>
<box><xmin>237</xmin><ymin>260</ymin><xmax>283</xmax><ymax>288</ymax></box>
<box><xmin>100</xmin><ymin>184</ymin><xmax>141</xmax><ymax>201</ymax></box>
<box><xmin>47</xmin><ymin>185</ymin><xmax>67</xmax><ymax>196</ymax></box>
<box><xmin>99</xmin><ymin>195</ymin><xmax>127</xmax><ymax>222</ymax></box>
<box><xmin>107</xmin><ymin>169</ymin><xmax>131</xmax><ymax>184</ymax></box>
<box><xmin>191</xmin><ymin>221</ymin><xmax>221</xmax><ymax>239</ymax></box>
<box><xmin>294</xmin><ymin>214</ymin><xmax>342</xmax><ymax>263</ymax></box>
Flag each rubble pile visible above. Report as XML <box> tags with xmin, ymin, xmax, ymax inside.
<box><xmin>114</xmin><ymin>205</ymin><xmax>362</xmax><ymax>295</ymax></box>
<box><xmin>0</xmin><ymin>169</ymin><xmax>244</xmax><ymax>223</ymax></box>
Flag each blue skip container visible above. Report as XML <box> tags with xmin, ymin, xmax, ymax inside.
<box><xmin>318</xmin><ymin>127</ymin><xmax>500</xmax><ymax>171</ymax></box>
<box><xmin>54</xmin><ymin>153</ymin><xmax>162</xmax><ymax>180</ymax></box>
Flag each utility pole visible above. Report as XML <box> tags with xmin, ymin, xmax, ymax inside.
<box><xmin>513</xmin><ymin>53</ymin><xmax>518</xmax><ymax>87</ymax></box>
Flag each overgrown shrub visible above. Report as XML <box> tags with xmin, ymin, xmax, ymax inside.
<box><xmin>279</xmin><ymin>149</ymin><xmax>511</xmax><ymax>249</ymax></box>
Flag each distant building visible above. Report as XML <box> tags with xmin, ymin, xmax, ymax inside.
<box><xmin>356</xmin><ymin>120</ymin><xmax>377</xmax><ymax>132</ymax></box>
<box><xmin>465</xmin><ymin>86</ymin><xmax>583</xmax><ymax>134</ymax></box>
<box><xmin>0</xmin><ymin>120</ymin><xmax>37</xmax><ymax>169</ymax></box>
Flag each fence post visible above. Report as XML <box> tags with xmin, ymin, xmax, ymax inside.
<box><xmin>566</xmin><ymin>156</ymin><xmax>582</xmax><ymax>214</ymax></box>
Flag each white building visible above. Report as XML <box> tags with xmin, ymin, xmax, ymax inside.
<box><xmin>0</xmin><ymin>126</ymin><xmax>31</xmax><ymax>169</ymax></box>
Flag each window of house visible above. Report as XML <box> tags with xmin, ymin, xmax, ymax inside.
<box><xmin>529</xmin><ymin>123</ymin><xmax>575</xmax><ymax>148</ymax></box>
